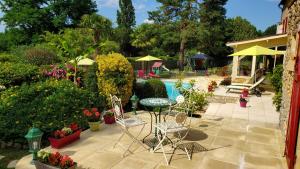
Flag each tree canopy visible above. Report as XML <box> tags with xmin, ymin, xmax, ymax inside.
<box><xmin>116</xmin><ymin>0</ymin><xmax>136</xmax><ymax>56</ymax></box>
<box><xmin>198</xmin><ymin>0</ymin><xmax>229</xmax><ymax>66</ymax></box>
<box><xmin>0</xmin><ymin>0</ymin><xmax>97</xmax><ymax>43</ymax></box>
<box><xmin>226</xmin><ymin>16</ymin><xmax>259</xmax><ymax>42</ymax></box>
<box><xmin>149</xmin><ymin>0</ymin><xmax>200</xmax><ymax>70</ymax></box>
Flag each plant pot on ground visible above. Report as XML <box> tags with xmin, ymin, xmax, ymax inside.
<box><xmin>83</xmin><ymin>108</ymin><xmax>102</xmax><ymax>131</ymax></box>
<box><xmin>48</xmin><ymin>123</ymin><xmax>81</xmax><ymax>149</ymax></box>
<box><xmin>103</xmin><ymin>110</ymin><xmax>115</xmax><ymax>124</ymax></box>
<box><xmin>239</xmin><ymin>95</ymin><xmax>248</xmax><ymax>108</ymax></box>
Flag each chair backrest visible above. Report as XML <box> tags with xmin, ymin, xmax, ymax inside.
<box><xmin>110</xmin><ymin>95</ymin><xmax>124</xmax><ymax>121</ymax></box>
<box><xmin>174</xmin><ymin>92</ymin><xmax>193</xmax><ymax>127</ymax></box>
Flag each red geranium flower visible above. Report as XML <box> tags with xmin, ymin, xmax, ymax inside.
<box><xmin>91</xmin><ymin>108</ymin><xmax>98</xmax><ymax>113</ymax></box>
<box><xmin>60</xmin><ymin>155</ymin><xmax>74</xmax><ymax>168</ymax></box>
<box><xmin>69</xmin><ymin>123</ymin><xmax>79</xmax><ymax>132</ymax></box>
<box><xmin>49</xmin><ymin>152</ymin><xmax>62</xmax><ymax>166</ymax></box>
<box><xmin>95</xmin><ymin>112</ymin><xmax>100</xmax><ymax>117</ymax></box>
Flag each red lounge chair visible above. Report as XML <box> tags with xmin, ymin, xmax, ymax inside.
<box><xmin>149</xmin><ymin>71</ymin><xmax>160</xmax><ymax>78</ymax></box>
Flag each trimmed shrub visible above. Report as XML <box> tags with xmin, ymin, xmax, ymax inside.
<box><xmin>0</xmin><ymin>53</ymin><xmax>20</xmax><ymax>63</ymax></box>
<box><xmin>271</xmin><ymin>65</ymin><xmax>283</xmax><ymax>111</ymax></box>
<box><xmin>135</xmin><ymin>79</ymin><xmax>168</xmax><ymax>99</ymax></box>
<box><xmin>271</xmin><ymin>65</ymin><xmax>283</xmax><ymax>93</ymax></box>
<box><xmin>24</xmin><ymin>47</ymin><xmax>60</xmax><ymax>66</ymax></box>
<box><xmin>0</xmin><ymin>62</ymin><xmax>39</xmax><ymax>87</ymax></box>
<box><xmin>96</xmin><ymin>53</ymin><xmax>134</xmax><ymax>106</ymax></box>
<box><xmin>0</xmin><ymin>80</ymin><xmax>103</xmax><ymax>143</ymax></box>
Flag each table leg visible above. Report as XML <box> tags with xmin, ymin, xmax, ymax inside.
<box><xmin>143</xmin><ymin>110</ymin><xmax>153</xmax><ymax>143</ymax></box>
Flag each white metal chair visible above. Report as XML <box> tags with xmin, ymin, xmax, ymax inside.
<box><xmin>153</xmin><ymin>95</ymin><xmax>192</xmax><ymax>165</ymax></box>
<box><xmin>162</xmin><ymin>95</ymin><xmax>186</xmax><ymax>122</ymax></box>
<box><xmin>110</xmin><ymin>95</ymin><xmax>148</xmax><ymax>157</ymax></box>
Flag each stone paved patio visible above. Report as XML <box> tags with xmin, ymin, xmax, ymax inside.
<box><xmin>16</xmin><ymin>93</ymin><xmax>287</xmax><ymax>169</ymax></box>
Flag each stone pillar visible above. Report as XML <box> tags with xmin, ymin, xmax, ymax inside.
<box><xmin>231</xmin><ymin>56</ymin><xmax>239</xmax><ymax>79</ymax></box>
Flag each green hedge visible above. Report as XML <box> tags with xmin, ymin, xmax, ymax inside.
<box><xmin>0</xmin><ymin>62</ymin><xmax>39</xmax><ymax>87</ymax></box>
<box><xmin>135</xmin><ymin>79</ymin><xmax>168</xmax><ymax>100</ymax></box>
<box><xmin>0</xmin><ymin>80</ymin><xmax>104</xmax><ymax>143</ymax></box>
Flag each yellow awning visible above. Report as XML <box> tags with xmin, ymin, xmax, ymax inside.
<box><xmin>229</xmin><ymin>45</ymin><xmax>285</xmax><ymax>56</ymax></box>
<box><xmin>136</xmin><ymin>55</ymin><xmax>162</xmax><ymax>62</ymax></box>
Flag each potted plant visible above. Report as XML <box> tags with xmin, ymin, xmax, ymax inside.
<box><xmin>239</xmin><ymin>95</ymin><xmax>248</xmax><ymax>108</ymax></box>
<box><xmin>242</xmin><ymin>88</ymin><xmax>249</xmax><ymax>97</ymax></box>
<box><xmin>83</xmin><ymin>108</ymin><xmax>101</xmax><ymax>131</ymax></box>
<box><xmin>208</xmin><ymin>84</ymin><xmax>214</xmax><ymax>92</ymax></box>
<box><xmin>35</xmin><ymin>150</ymin><xmax>77</xmax><ymax>169</ymax></box>
<box><xmin>210</xmin><ymin>80</ymin><xmax>218</xmax><ymax>88</ymax></box>
<box><xmin>103</xmin><ymin>110</ymin><xmax>115</xmax><ymax>124</ymax></box>
<box><xmin>48</xmin><ymin>123</ymin><xmax>81</xmax><ymax>149</ymax></box>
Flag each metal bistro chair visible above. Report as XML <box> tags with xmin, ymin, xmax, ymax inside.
<box><xmin>110</xmin><ymin>95</ymin><xmax>148</xmax><ymax>157</ymax></box>
<box><xmin>153</xmin><ymin>94</ymin><xmax>193</xmax><ymax>165</ymax></box>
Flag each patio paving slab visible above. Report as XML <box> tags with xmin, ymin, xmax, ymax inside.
<box><xmin>16</xmin><ymin>92</ymin><xmax>287</xmax><ymax>169</ymax></box>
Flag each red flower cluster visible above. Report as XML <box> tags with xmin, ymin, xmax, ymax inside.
<box><xmin>60</xmin><ymin>155</ymin><xmax>75</xmax><ymax>169</ymax></box>
<box><xmin>39</xmin><ymin>151</ymin><xmax>76</xmax><ymax>169</ymax></box>
<box><xmin>83</xmin><ymin>108</ymin><xmax>101</xmax><ymax>122</ymax></box>
<box><xmin>53</xmin><ymin>123</ymin><xmax>79</xmax><ymax>139</ymax></box>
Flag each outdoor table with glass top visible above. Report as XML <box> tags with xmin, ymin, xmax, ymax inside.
<box><xmin>139</xmin><ymin>98</ymin><xmax>177</xmax><ymax>148</ymax></box>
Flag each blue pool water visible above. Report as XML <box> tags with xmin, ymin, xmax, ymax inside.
<box><xmin>164</xmin><ymin>81</ymin><xmax>191</xmax><ymax>101</ymax></box>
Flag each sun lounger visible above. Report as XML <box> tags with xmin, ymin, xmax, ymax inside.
<box><xmin>226</xmin><ymin>77</ymin><xmax>265</xmax><ymax>93</ymax></box>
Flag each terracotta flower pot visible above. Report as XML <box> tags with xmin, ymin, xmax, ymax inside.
<box><xmin>88</xmin><ymin>121</ymin><xmax>101</xmax><ymax>131</ymax></box>
<box><xmin>48</xmin><ymin>130</ymin><xmax>81</xmax><ymax>149</ymax></box>
<box><xmin>240</xmin><ymin>101</ymin><xmax>247</xmax><ymax>108</ymax></box>
<box><xmin>104</xmin><ymin>115</ymin><xmax>115</xmax><ymax>124</ymax></box>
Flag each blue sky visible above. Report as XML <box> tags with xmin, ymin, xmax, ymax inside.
<box><xmin>0</xmin><ymin>0</ymin><xmax>281</xmax><ymax>32</ymax></box>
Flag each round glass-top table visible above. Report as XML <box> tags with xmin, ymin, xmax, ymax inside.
<box><xmin>140</xmin><ymin>98</ymin><xmax>177</xmax><ymax>148</ymax></box>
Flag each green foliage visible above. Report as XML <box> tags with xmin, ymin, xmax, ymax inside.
<box><xmin>84</xmin><ymin>63</ymin><xmax>99</xmax><ymax>94</ymax></box>
<box><xmin>149</xmin><ymin>0</ymin><xmax>200</xmax><ymax>70</ymax></box>
<box><xmin>175</xmin><ymin>79</ymin><xmax>211</xmax><ymax>111</ymax></box>
<box><xmin>99</xmin><ymin>40</ymin><xmax>120</xmax><ymax>54</ymax></box>
<box><xmin>226</xmin><ymin>16</ymin><xmax>259</xmax><ymax>42</ymax></box>
<box><xmin>96</xmin><ymin>53</ymin><xmax>134</xmax><ymax>106</ymax></box>
<box><xmin>24</xmin><ymin>47</ymin><xmax>60</xmax><ymax>66</ymax></box>
<box><xmin>131</xmin><ymin>24</ymin><xmax>158</xmax><ymax>48</ymax></box>
<box><xmin>0</xmin><ymin>80</ymin><xmax>102</xmax><ymax>143</ymax></box>
<box><xmin>0</xmin><ymin>53</ymin><xmax>20</xmax><ymax>63</ymax></box>
<box><xmin>263</xmin><ymin>24</ymin><xmax>277</xmax><ymax>36</ymax></box>
<box><xmin>270</xmin><ymin>65</ymin><xmax>283</xmax><ymax>111</ymax></box>
<box><xmin>117</xmin><ymin>0</ymin><xmax>136</xmax><ymax>56</ymax></box>
<box><xmin>0</xmin><ymin>0</ymin><xmax>96</xmax><ymax>44</ymax></box>
<box><xmin>80</xmin><ymin>13</ymin><xmax>113</xmax><ymax>55</ymax></box>
<box><xmin>0</xmin><ymin>62</ymin><xmax>39</xmax><ymax>87</ymax></box>
<box><xmin>43</xmin><ymin>28</ymin><xmax>94</xmax><ymax>60</ymax></box>
<box><xmin>273</xmin><ymin>92</ymin><xmax>282</xmax><ymax>112</ymax></box>
<box><xmin>271</xmin><ymin>65</ymin><xmax>283</xmax><ymax>93</ymax></box>
<box><xmin>198</xmin><ymin>0</ymin><xmax>230</xmax><ymax>66</ymax></box>
<box><xmin>135</xmin><ymin>79</ymin><xmax>168</xmax><ymax>100</ymax></box>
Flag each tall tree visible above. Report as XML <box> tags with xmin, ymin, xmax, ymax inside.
<box><xmin>198</xmin><ymin>0</ymin><xmax>229</xmax><ymax>67</ymax></box>
<box><xmin>0</xmin><ymin>0</ymin><xmax>96</xmax><ymax>44</ymax></box>
<box><xmin>116</xmin><ymin>0</ymin><xmax>136</xmax><ymax>56</ymax></box>
<box><xmin>263</xmin><ymin>24</ymin><xmax>277</xmax><ymax>36</ymax></box>
<box><xmin>226</xmin><ymin>16</ymin><xmax>259</xmax><ymax>42</ymax></box>
<box><xmin>80</xmin><ymin>13</ymin><xmax>112</xmax><ymax>56</ymax></box>
<box><xmin>149</xmin><ymin>0</ymin><xmax>200</xmax><ymax>71</ymax></box>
